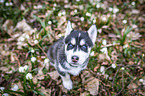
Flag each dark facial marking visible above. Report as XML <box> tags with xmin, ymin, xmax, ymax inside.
<box><xmin>65</xmin><ymin>30</ymin><xmax>93</xmax><ymax>53</ymax></box>
<box><xmin>67</xmin><ymin>43</ymin><xmax>74</xmax><ymax>50</ymax></box>
<box><xmin>80</xmin><ymin>44</ymin><xmax>87</xmax><ymax>52</ymax></box>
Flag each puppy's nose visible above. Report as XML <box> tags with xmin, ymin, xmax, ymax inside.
<box><xmin>72</xmin><ymin>56</ymin><xmax>79</xmax><ymax>62</ymax></box>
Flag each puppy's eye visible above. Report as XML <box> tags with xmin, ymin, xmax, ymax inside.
<box><xmin>68</xmin><ymin>43</ymin><xmax>74</xmax><ymax>49</ymax></box>
<box><xmin>81</xmin><ymin>45</ymin><xmax>87</xmax><ymax>51</ymax></box>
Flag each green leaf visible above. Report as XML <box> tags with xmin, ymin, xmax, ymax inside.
<box><xmin>45</xmin><ymin>10</ymin><xmax>53</xmax><ymax>25</ymax></box>
<box><xmin>36</xmin><ymin>90</ymin><xmax>45</xmax><ymax>96</ymax></box>
<box><xmin>124</xmin><ymin>48</ymin><xmax>128</xmax><ymax>57</ymax></box>
<box><xmin>31</xmin><ymin>89</ymin><xmax>45</xmax><ymax>96</ymax></box>
<box><xmin>122</xmin><ymin>27</ymin><xmax>132</xmax><ymax>45</ymax></box>
<box><xmin>32</xmin><ymin>89</ymin><xmax>38</xmax><ymax>94</ymax></box>
<box><xmin>5</xmin><ymin>90</ymin><xmax>24</xmax><ymax>95</ymax></box>
<box><xmin>114</xmin><ymin>28</ymin><xmax>121</xmax><ymax>37</ymax></box>
<box><xmin>33</xmin><ymin>15</ymin><xmax>45</xmax><ymax>29</ymax></box>
<box><xmin>22</xmin><ymin>66</ymin><xmax>29</xmax><ymax>92</ymax></box>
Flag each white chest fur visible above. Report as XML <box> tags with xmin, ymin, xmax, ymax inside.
<box><xmin>58</xmin><ymin>62</ymin><xmax>87</xmax><ymax>76</ymax></box>
<box><xmin>68</xmin><ymin>67</ymin><xmax>82</xmax><ymax>76</ymax></box>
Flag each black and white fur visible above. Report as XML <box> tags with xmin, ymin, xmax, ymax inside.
<box><xmin>47</xmin><ymin>21</ymin><xmax>97</xmax><ymax>90</ymax></box>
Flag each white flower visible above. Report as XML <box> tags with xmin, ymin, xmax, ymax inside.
<box><xmin>64</xmin><ymin>0</ymin><xmax>68</xmax><ymax>3</ymax></box>
<box><xmin>19</xmin><ymin>65</ymin><xmax>28</xmax><ymax>73</ymax></box>
<box><xmin>0</xmin><ymin>0</ymin><xmax>4</xmax><ymax>3</ymax></box>
<box><xmin>31</xmin><ymin>49</ymin><xmax>35</xmax><ymax>53</ymax></box>
<box><xmin>86</xmin><ymin>12</ymin><xmax>91</xmax><ymax>17</ymax></box>
<box><xmin>2</xmin><ymin>93</ymin><xmax>9</xmax><ymax>96</ymax></box>
<box><xmin>53</xmin><ymin>3</ymin><xmax>57</xmax><ymax>7</ymax></box>
<box><xmin>96</xmin><ymin>4</ymin><xmax>100</xmax><ymax>8</ymax></box>
<box><xmin>34</xmin><ymin>40</ymin><xmax>38</xmax><ymax>44</ymax></box>
<box><xmin>80</xmin><ymin>17</ymin><xmax>84</xmax><ymax>21</ymax></box>
<box><xmin>74</xmin><ymin>9</ymin><xmax>77</xmax><ymax>13</ymax></box>
<box><xmin>111</xmin><ymin>64</ymin><xmax>117</xmax><ymax>68</ymax></box>
<box><xmin>122</xmin><ymin>20</ymin><xmax>127</xmax><ymax>24</ymax></box>
<box><xmin>131</xmin><ymin>2</ymin><xmax>135</xmax><ymax>6</ymax></box>
<box><xmin>25</xmin><ymin>35</ymin><xmax>29</xmax><ymax>39</ymax></box>
<box><xmin>123</xmin><ymin>44</ymin><xmax>128</xmax><ymax>49</ymax></box>
<box><xmin>37</xmin><ymin>5</ymin><xmax>42</xmax><ymax>9</ymax></box>
<box><xmin>90</xmin><ymin>51</ymin><xmax>95</xmax><ymax>56</ymax></box>
<box><xmin>19</xmin><ymin>67</ymin><xmax>25</xmax><ymax>73</ymax></box>
<box><xmin>23</xmin><ymin>65</ymin><xmax>28</xmax><ymax>70</ymax></box>
<box><xmin>143</xmin><ymin>80</ymin><xmax>145</xmax><ymax>85</ymax></box>
<box><xmin>121</xmin><ymin>67</ymin><xmax>125</xmax><ymax>70</ymax></box>
<box><xmin>48</xmin><ymin>21</ymin><xmax>52</xmax><ymax>25</ymax></box>
<box><xmin>33</xmin><ymin>5</ymin><xmax>37</xmax><ymax>9</ymax></box>
<box><xmin>76</xmin><ymin>0</ymin><xmax>80</xmax><ymax>2</ymax></box>
<box><xmin>97</xmin><ymin>72</ymin><xmax>101</xmax><ymax>76</ymax></box>
<box><xmin>31</xmin><ymin>57</ymin><xmax>36</xmax><ymax>62</ymax></box>
<box><xmin>102</xmin><ymin>16</ymin><xmax>107</xmax><ymax>22</ymax></box>
<box><xmin>20</xmin><ymin>37</ymin><xmax>25</xmax><ymax>41</ymax></box>
<box><xmin>44</xmin><ymin>58</ymin><xmax>49</xmax><ymax>64</ymax></box>
<box><xmin>5</xmin><ymin>2</ymin><xmax>13</xmax><ymax>6</ymax></box>
<box><xmin>58</xmin><ymin>34</ymin><xmax>62</xmax><ymax>37</ymax></box>
<box><xmin>139</xmin><ymin>79</ymin><xmax>144</xmax><ymax>83</ymax></box>
<box><xmin>105</xmin><ymin>74</ymin><xmax>109</xmax><ymax>79</ymax></box>
<box><xmin>11</xmin><ymin>84</ymin><xmax>19</xmax><ymax>91</ymax></box>
<box><xmin>64</xmin><ymin>4</ymin><xmax>70</xmax><ymax>8</ymax></box>
<box><xmin>98</xmin><ymin>29</ymin><xmax>102</xmax><ymax>33</ymax></box>
<box><xmin>109</xmin><ymin>77</ymin><xmax>113</xmax><ymax>80</ymax></box>
<box><xmin>0</xmin><ymin>87</ymin><xmax>5</xmax><ymax>92</ymax></box>
<box><xmin>112</xmin><ymin>14</ymin><xmax>116</xmax><ymax>18</ymax></box>
<box><xmin>127</xmin><ymin>32</ymin><xmax>141</xmax><ymax>40</ymax></box>
<box><xmin>5</xmin><ymin>2</ymin><xmax>9</xmax><ymax>6</ymax></box>
<box><xmin>79</xmin><ymin>5</ymin><xmax>83</xmax><ymax>10</ymax></box>
<box><xmin>58</xmin><ymin>12</ymin><xmax>62</xmax><ymax>16</ymax></box>
<box><xmin>62</xmin><ymin>11</ymin><xmax>66</xmax><ymax>15</ymax></box>
<box><xmin>113</xmin><ymin>8</ymin><xmax>119</xmax><ymax>13</ymax></box>
<box><xmin>100</xmin><ymin>66</ymin><xmax>105</xmax><ymax>72</ymax></box>
<box><xmin>132</xmin><ymin>24</ymin><xmax>137</xmax><ymax>29</ymax></box>
<box><xmin>26</xmin><ymin>73</ymin><xmax>33</xmax><ymax>79</ymax></box>
<box><xmin>109</xmin><ymin>7</ymin><xmax>113</xmax><ymax>12</ymax></box>
<box><xmin>102</xmin><ymin>39</ymin><xmax>107</xmax><ymax>45</ymax></box>
<box><xmin>53</xmin><ymin>7</ymin><xmax>56</xmax><ymax>10</ymax></box>
<box><xmin>100</xmin><ymin>66</ymin><xmax>105</xmax><ymax>75</ymax></box>
<box><xmin>142</xmin><ymin>54</ymin><xmax>145</xmax><ymax>57</ymax></box>
<box><xmin>107</xmin><ymin>14</ymin><xmax>111</xmax><ymax>18</ymax></box>
<box><xmin>100</xmin><ymin>47</ymin><xmax>107</xmax><ymax>54</ymax></box>
<box><xmin>93</xmin><ymin>19</ymin><xmax>96</xmax><ymax>23</ymax></box>
<box><xmin>9</xmin><ymin>2</ymin><xmax>13</xmax><ymax>6</ymax></box>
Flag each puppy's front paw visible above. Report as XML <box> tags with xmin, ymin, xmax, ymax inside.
<box><xmin>63</xmin><ymin>80</ymin><xmax>73</xmax><ymax>90</ymax></box>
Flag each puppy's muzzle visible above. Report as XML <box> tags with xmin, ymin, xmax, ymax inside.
<box><xmin>71</xmin><ymin>56</ymin><xmax>79</xmax><ymax>62</ymax></box>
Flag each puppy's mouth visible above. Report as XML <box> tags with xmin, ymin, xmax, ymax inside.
<box><xmin>68</xmin><ymin>61</ymin><xmax>86</xmax><ymax>67</ymax></box>
<box><xmin>69</xmin><ymin>63</ymin><xmax>79</xmax><ymax>67</ymax></box>
<box><xmin>66</xmin><ymin>60</ymin><xmax>80</xmax><ymax>67</ymax></box>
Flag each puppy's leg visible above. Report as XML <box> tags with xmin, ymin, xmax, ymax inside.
<box><xmin>60</xmin><ymin>73</ymin><xmax>73</xmax><ymax>90</ymax></box>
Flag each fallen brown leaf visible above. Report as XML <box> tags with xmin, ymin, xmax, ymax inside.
<box><xmin>128</xmin><ymin>61</ymin><xmax>134</xmax><ymax>65</ymax></box>
<box><xmin>40</xmin><ymin>86</ymin><xmax>51</xmax><ymax>96</ymax></box>
<box><xmin>48</xmin><ymin>71</ymin><xmax>59</xmax><ymax>80</ymax></box>
<box><xmin>127</xmin><ymin>82</ymin><xmax>138</xmax><ymax>90</ymax></box>
<box><xmin>85</xmin><ymin>78</ymin><xmax>99</xmax><ymax>95</ymax></box>
<box><xmin>93</xmin><ymin>65</ymin><xmax>100</xmax><ymax>72</ymax></box>
<box><xmin>81</xmin><ymin>70</ymin><xmax>99</xmax><ymax>95</ymax></box>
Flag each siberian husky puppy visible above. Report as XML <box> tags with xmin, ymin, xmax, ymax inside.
<box><xmin>47</xmin><ymin>21</ymin><xmax>97</xmax><ymax>90</ymax></box>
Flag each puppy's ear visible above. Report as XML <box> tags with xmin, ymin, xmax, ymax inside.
<box><xmin>87</xmin><ymin>25</ymin><xmax>97</xmax><ymax>45</ymax></box>
<box><xmin>65</xmin><ymin>21</ymin><xmax>73</xmax><ymax>38</ymax></box>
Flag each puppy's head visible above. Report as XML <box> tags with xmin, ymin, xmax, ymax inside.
<box><xmin>64</xmin><ymin>21</ymin><xmax>97</xmax><ymax>66</ymax></box>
